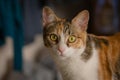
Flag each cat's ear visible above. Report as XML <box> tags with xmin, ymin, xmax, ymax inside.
<box><xmin>72</xmin><ymin>10</ymin><xmax>89</xmax><ymax>31</ymax></box>
<box><xmin>42</xmin><ymin>6</ymin><xmax>58</xmax><ymax>27</ymax></box>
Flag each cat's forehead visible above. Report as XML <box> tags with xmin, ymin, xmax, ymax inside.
<box><xmin>45</xmin><ymin>20</ymin><xmax>73</xmax><ymax>34</ymax></box>
<box><xmin>48</xmin><ymin>20</ymin><xmax>70</xmax><ymax>28</ymax></box>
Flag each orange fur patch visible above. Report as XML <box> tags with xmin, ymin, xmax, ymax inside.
<box><xmin>93</xmin><ymin>33</ymin><xmax>120</xmax><ymax>80</ymax></box>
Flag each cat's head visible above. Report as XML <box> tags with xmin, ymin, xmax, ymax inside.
<box><xmin>42</xmin><ymin>6</ymin><xmax>89</xmax><ymax>59</ymax></box>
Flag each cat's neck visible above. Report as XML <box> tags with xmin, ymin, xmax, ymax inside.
<box><xmin>54</xmin><ymin>34</ymin><xmax>99</xmax><ymax>80</ymax></box>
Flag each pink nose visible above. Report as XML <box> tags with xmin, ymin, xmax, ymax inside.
<box><xmin>58</xmin><ymin>47</ymin><xmax>65</xmax><ymax>54</ymax></box>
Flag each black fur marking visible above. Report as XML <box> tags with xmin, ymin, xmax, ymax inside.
<box><xmin>89</xmin><ymin>36</ymin><xmax>109</xmax><ymax>49</ymax></box>
<box><xmin>43</xmin><ymin>33</ymin><xmax>52</xmax><ymax>47</ymax></box>
<box><xmin>64</xmin><ymin>23</ymin><xmax>69</xmax><ymax>33</ymax></box>
<box><xmin>113</xmin><ymin>72</ymin><xmax>120</xmax><ymax>80</ymax></box>
<box><xmin>63</xmin><ymin>22</ymin><xmax>71</xmax><ymax>35</ymax></box>
<box><xmin>81</xmin><ymin>35</ymin><xmax>109</xmax><ymax>61</ymax></box>
<box><xmin>43</xmin><ymin>22</ymin><xmax>58</xmax><ymax>47</ymax></box>
<box><xmin>99</xmin><ymin>38</ymin><xmax>109</xmax><ymax>46</ymax></box>
<box><xmin>81</xmin><ymin>35</ymin><xmax>93</xmax><ymax>61</ymax></box>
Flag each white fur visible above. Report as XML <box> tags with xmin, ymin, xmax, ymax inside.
<box><xmin>53</xmin><ymin>41</ymin><xmax>99</xmax><ymax>80</ymax></box>
<box><xmin>0</xmin><ymin>37</ymin><xmax>13</xmax><ymax>79</ymax></box>
<box><xmin>81</xmin><ymin>43</ymin><xmax>98</xmax><ymax>80</ymax></box>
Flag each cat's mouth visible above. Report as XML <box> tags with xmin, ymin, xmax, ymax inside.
<box><xmin>57</xmin><ymin>51</ymin><xmax>66</xmax><ymax>57</ymax></box>
<box><xmin>58</xmin><ymin>51</ymin><xmax>64</xmax><ymax>57</ymax></box>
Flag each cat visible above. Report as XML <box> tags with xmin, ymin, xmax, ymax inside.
<box><xmin>42</xmin><ymin>6</ymin><xmax>120</xmax><ymax>80</ymax></box>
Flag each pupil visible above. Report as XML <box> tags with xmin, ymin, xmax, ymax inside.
<box><xmin>54</xmin><ymin>36</ymin><xmax>56</xmax><ymax>39</ymax></box>
<box><xmin>71</xmin><ymin>37</ymin><xmax>73</xmax><ymax>40</ymax></box>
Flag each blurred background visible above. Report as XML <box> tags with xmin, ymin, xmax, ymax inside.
<box><xmin>0</xmin><ymin>0</ymin><xmax>120</xmax><ymax>80</ymax></box>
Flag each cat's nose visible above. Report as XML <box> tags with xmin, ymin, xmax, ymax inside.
<box><xmin>58</xmin><ymin>47</ymin><xmax>65</xmax><ymax>54</ymax></box>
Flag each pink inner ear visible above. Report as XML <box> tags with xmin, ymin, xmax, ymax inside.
<box><xmin>72</xmin><ymin>10</ymin><xmax>89</xmax><ymax>31</ymax></box>
<box><xmin>42</xmin><ymin>11</ymin><xmax>48</xmax><ymax>26</ymax></box>
<box><xmin>42</xmin><ymin>8</ymin><xmax>51</xmax><ymax>27</ymax></box>
<box><xmin>79</xmin><ymin>15</ymin><xmax>89</xmax><ymax>26</ymax></box>
<box><xmin>72</xmin><ymin>18</ymin><xmax>88</xmax><ymax>31</ymax></box>
<box><xmin>42</xmin><ymin>7</ymin><xmax>57</xmax><ymax>27</ymax></box>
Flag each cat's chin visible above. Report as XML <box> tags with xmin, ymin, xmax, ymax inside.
<box><xmin>56</xmin><ymin>53</ymin><xmax>70</xmax><ymax>60</ymax></box>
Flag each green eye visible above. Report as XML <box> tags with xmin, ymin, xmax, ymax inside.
<box><xmin>50</xmin><ymin>34</ymin><xmax>58</xmax><ymax>41</ymax></box>
<box><xmin>68</xmin><ymin>35</ymin><xmax>76</xmax><ymax>43</ymax></box>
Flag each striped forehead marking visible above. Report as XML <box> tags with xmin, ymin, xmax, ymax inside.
<box><xmin>44</xmin><ymin>21</ymin><xmax>72</xmax><ymax>37</ymax></box>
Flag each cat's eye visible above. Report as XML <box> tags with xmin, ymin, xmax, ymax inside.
<box><xmin>68</xmin><ymin>35</ymin><xmax>76</xmax><ymax>43</ymax></box>
<box><xmin>50</xmin><ymin>34</ymin><xmax>58</xmax><ymax>41</ymax></box>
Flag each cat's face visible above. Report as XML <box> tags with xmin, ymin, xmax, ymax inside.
<box><xmin>42</xmin><ymin>7</ymin><xmax>89</xmax><ymax>59</ymax></box>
